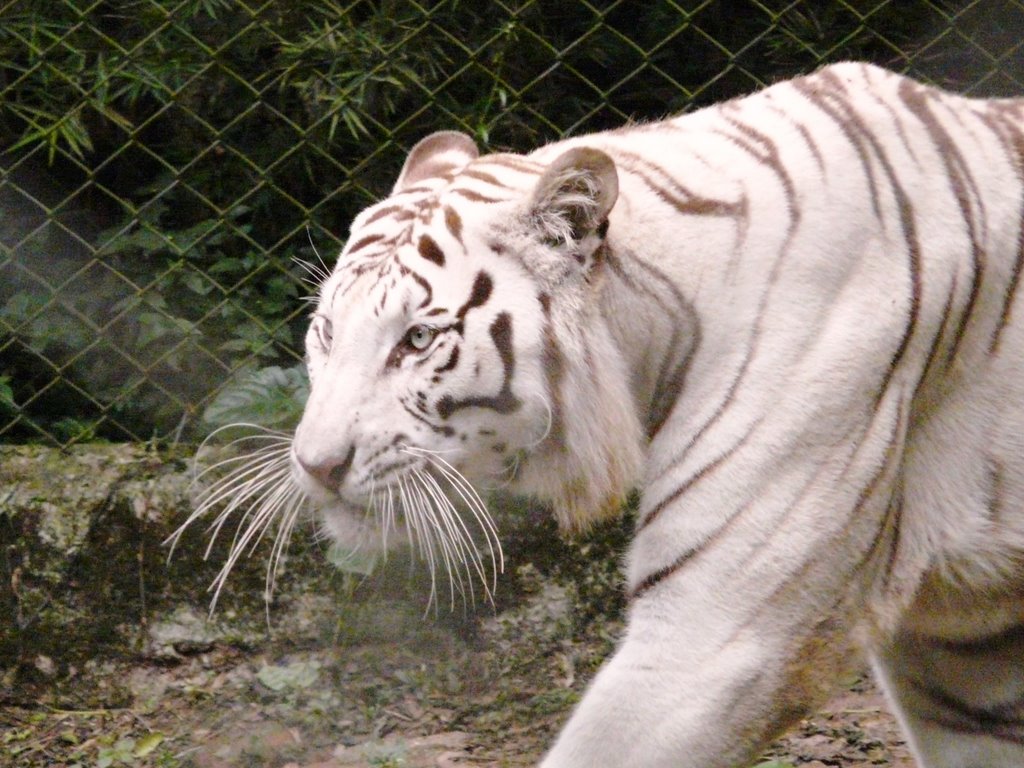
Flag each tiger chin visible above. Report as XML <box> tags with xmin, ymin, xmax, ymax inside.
<box><xmin>226</xmin><ymin>62</ymin><xmax>1024</xmax><ymax>768</ymax></box>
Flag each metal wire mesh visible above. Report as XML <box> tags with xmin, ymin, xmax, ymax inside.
<box><xmin>2</xmin><ymin>0</ymin><xmax>1023</xmax><ymax>446</ymax></box>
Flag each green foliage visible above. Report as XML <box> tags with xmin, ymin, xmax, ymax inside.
<box><xmin>95</xmin><ymin>201</ymin><xmax>300</xmax><ymax>370</ymax></box>
<box><xmin>326</xmin><ymin>540</ymin><xmax>380</xmax><ymax>577</ymax></box>
<box><xmin>0</xmin><ymin>376</ymin><xmax>14</xmax><ymax>412</ymax></box>
<box><xmin>50</xmin><ymin>418</ymin><xmax>100</xmax><ymax>443</ymax></box>
<box><xmin>202</xmin><ymin>364</ymin><xmax>309</xmax><ymax>430</ymax></box>
<box><xmin>0</xmin><ymin>0</ymin><xmax>1002</xmax><ymax>443</ymax></box>
<box><xmin>366</xmin><ymin>742</ymin><xmax>408</xmax><ymax>768</ymax></box>
<box><xmin>92</xmin><ymin>733</ymin><xmax>169</xmax><ymax>767</ymax></box>
<box><xmin>1</xmin><ymin>196</ymin><xmax>308</xmax><ymax>441</ymax></box>
<box><xmin>275</xmin><ymin>2</ymin><xmax>449</xmax><ymax>143</ymax></box>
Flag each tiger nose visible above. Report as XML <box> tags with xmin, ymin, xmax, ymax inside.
<box><xmin>297</xmin><ymin>445</ymin><xmax>356</xmax><ymax>491</ymax></box>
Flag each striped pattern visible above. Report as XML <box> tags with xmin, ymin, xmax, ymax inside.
<box><xmin>287</xmin><ymin>63</ymin><xmax>1024</xmax><ymax>768</ymax></box>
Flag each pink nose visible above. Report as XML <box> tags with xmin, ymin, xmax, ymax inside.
<box><xmin>297</xmin><ymin>445</ymin><xmax>355</xmax><ymax>490</ymax></box>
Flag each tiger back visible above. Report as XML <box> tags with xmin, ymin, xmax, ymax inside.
<box><xmin>283</xmin><ymin>62</ymin><xmax>1024</xmax><ymax>767</ymax></box>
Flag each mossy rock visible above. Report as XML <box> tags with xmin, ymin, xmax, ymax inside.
<box><xmin>0</xmin><ymin>442</ymin><xmax>632</xmax><ymax>712</ymax></box>
<box><xmin>0</xmin><ymin>444</ymin><xmax>277</xmax><ymax>676</ymax></box>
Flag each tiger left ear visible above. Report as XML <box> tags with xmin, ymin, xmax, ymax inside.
<box><xmin>530</xmin><ymin>146</ymin><xmax>618</xmax><ymax>259</ymax></box>
<box><xmin>393</xmin><ymin>131</ymin><xmax>479</xmax><ymax>194</ymax></box>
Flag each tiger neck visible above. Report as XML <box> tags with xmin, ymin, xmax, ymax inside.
<box><xmin>515</xmin><ymin>242</ymin><xmax>698</xmax><ymax>531</ymax></box>
<box><xmin>600</xmin><ymin>246</ymin><xmax>701</xmax><ymax>440</ymax></box>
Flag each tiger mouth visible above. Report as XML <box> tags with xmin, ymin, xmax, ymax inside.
<box><xmin>173</xmin><ymin>426</ymin><xmax>506</xmax><ymax>610</ymax></box>
<box><xmin>313</xmin><ymin>445</ymin><xmax>506</xmax><ymax>606</ymax></box>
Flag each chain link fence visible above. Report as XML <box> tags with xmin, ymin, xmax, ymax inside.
<box><xmin>1</xmin><ymin>0</ymin><xmax>1022</xmax><ymax>447</ymax></box>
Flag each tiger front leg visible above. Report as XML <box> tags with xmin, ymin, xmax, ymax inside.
<box><xmin>871</xmin><ymin>614</ymin><xmax>1024</xmax><ymax>768</ymax></box>
<box><xmin>539</xmin><ymin>577</ymin><xmax>862</xmax><ymax>768</ymax></box>
<box><xmin>538</xmin><ymin>396</ymin><xmax>908</xmax><ymax>767</ymax></box>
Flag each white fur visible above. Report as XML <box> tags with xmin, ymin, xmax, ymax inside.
<box><xmin>291</xmin><ymin>62</ymin><xmax>1024</xmax><ymax>767</ymax></box>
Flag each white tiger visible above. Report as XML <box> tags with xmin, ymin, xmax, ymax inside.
<box><xmin>192</xmin><ymin>63</ymin><xmax>1024</xmax><ymax>767</ymax></box>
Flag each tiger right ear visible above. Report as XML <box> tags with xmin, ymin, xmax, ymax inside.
<box><xmin>529</xmin><ymin>146</ymin><xmax>618</xmax><ymax>251</ymax></box>
<box><xmin>392</xmin><ymin>131</ymin><xmax>479</xmax><ymax>194</ymax></box>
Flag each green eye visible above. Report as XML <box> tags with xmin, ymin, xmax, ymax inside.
<box><xmin>407</xmin><ymin>324</ymin><xmax>435</xmax><ymax>350</ymax></box>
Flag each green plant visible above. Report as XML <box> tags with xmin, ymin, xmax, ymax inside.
<box><xmin>202</xmin><ymin>364</ymin><xmax>308</xmax><ymax>430</ymax></box>
<box><xmin>92</xmin><ymin>732</ymin><xmax>167</xmax><ymax>766</ymax></box>
<box><xmin>366</xmin><ymin>742</ymin><xmax>408</xmax><ymax>767</ymax></box>
<box><xmin>0</xmin><ymin>375</ymin><xmax>14</xmax><ymax>412</ymax></box>
<box><xmin>0</xmin><ymin>0</ymin><xmax>1009</xmax><ymax>444</ymax></box>
<box><xmin>326</xmin><ymin>540</ymin><xmax>380</xmax><ymax>578</ymax></box>
<box><xmin>96</xmin><ymin>737</ymin><xmax>135</xmax><ymax>767</ymax></box>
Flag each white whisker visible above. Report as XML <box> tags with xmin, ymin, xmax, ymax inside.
<box><xmin>203</xmin><ymin>460</ymin><xmax>294</xmax><ymax>558</ymax></box>
<box><xmin>190</xmin><ymin>446</ymin><xmax>293</xmax><ymax>498</ymax></box>
<box><xmin>167</xmin><ymin>428</ymin><xmax>292</xmax><ymax>551</ymax></box>
<box><xmin>408</xmin><ymin>472</ymin><xmax>462</xmax><ymax>609</ymax></box>
<box><xmin>209</xmin><ymin>467</ymin><xmax>297</xmax><ymax>610</ymax></box>
<box><xmin>406</xmin><ymin>447</ymin><xmax>503</xmax><ymax>570</ymax></box>
<box><xmin>305</xmin><ymin>225</ymin><xmax>334</xmax><ymax>277</ymax></box>
<box><xmin>294</xmin><ymin>258</ymin><xmax>330</xmax><ymax>286</ymax></box>
<box><xmin>197</xmin><ymin>448</ymin><xmax>292</xmax><ymax>514</ymax></box>
<box><xmin>231</xmin><ymin>467</ymin><xmax>297</xmax><ymax>556</ymax></box>
<box><xmin>398</xmin><ymin>475</ymin><xmax>439</xmax><ymax>610</ymax></box>
<box><xmin>416</xmin><ymin>468</ymin><xmax>487</xmax><ymax>607</ymax></box>
<box><xmin>526</xmin><ymin>395</ymin><xmax>555</xmax><ymax>451</ymax></box>
<box><xmin>383</xmin><ymin>485</ymin><xmax>396</xmax><ymax>549</ymax></box>
<box><xmin>423</xmin><ymin>471</ymin><xmax>479</xmax><ymax>608</ymax></box>
<box><xmin>399</xmin><ymin>445</ymin><xmax>504</xmax><ymax>603</ymax></box>
<box><xmin>166</xmin><ymin>423</ymin><xmax>309</xmax><ymax>615</ymax></box>
<box><xmin>295</xmin><ymin>228</ymin><xmax>335</xmax><ymax>304</ymax></box>
<box><xmin>170</xmin><ymin>419</ymin><xmax>508</xmax><ymax>618</ymax></box>
<box><xmin>264</xmin><ymin>488</ymin><xmax>306</xmax><ymax>615</ymax></box>
<box><xmin>167</xmin><ymin>445</ymin><xmax>291</xmax><ymax>556</ymax></box>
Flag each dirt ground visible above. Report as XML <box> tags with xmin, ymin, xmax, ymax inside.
<box><xmin>2</xmin><ymin>609</ymin><xmax>917</xmax><ymax>768</ymax></box>
<box><xmin>1</xmin><ymin>455</ymin><xmax>917</xmax><ymax>768</ymax></box>
<box><xmin>2</xmin><ymin>553</ymin><xmax>916</xmax><ymax>768</ymax></box>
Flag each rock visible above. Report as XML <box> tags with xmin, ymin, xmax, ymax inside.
<box><xmin>145</xmin><ymin>605</ymin><xmax>221</xmax><ymax>660</ymax></box>
<box><xmin>33</xmin><ymin>654</ymin><xmax>56</xmax><ymax>677</ymax></box>
<box><xmin>329</xmin><ymin>732</ymin><xmax>472</xmax><ymax>767</ymax></box>
<box><xmin>0</xmin><ymin>443</ymin><xmax>272</xmax><ymax>677</ymax></box>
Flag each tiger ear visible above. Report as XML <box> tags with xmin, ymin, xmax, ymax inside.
<box><xmin>529</xmin><ymin>147</ymin><xmax>618</xmax><ymax>257</ymax></box>
<box><xmin>393</xmin><ymin>131</ymin><xmax>479</xmax><ymax>194</ymax></box>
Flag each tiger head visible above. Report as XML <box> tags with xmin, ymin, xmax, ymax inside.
<box><xmin>291</xmin><ymin>132</ymin><xmax>644</xmax><ymax>564</ymax></box>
